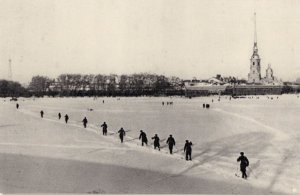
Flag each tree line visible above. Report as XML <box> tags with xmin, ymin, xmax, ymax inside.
<box><xmin>27</xmin><ymin>73</ymin><xmax>184</xmax><ymax>97</ymax></box>
<box><xmin>0</xmin><ymin>80</ymin><xmax>29</xmax><ymax>97</ymax></box>
<box><xmin>1</xmin><ymin>74</ymin><xmax>299</xmax><ymax>98</ymax></box>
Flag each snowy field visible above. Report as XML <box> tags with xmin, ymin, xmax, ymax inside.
<box><xmin>0</xmin><ymin>95</ymin><xmax>300</xmax><ymax>194</ymax></box>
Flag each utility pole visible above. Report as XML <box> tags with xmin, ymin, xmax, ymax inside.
<box><xmin>8</xmin><ymin>58</ymin><xmax>12</xmax><ymax>81</ymax></box>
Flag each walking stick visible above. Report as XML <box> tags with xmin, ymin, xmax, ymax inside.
<box><xmin>235</xmin><ymin>163</ymin><xmax>240</xmax><ymax>177</ymax></box>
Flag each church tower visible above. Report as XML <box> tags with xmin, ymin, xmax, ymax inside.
<box><xmin>248</xmin><ymin>13</ymin><xmax>261</xmax><ymax>83</ymax></box>
<box><xmin>265</xmin><ymin>64</ymin><xmax>274</xmax><ymax>82</ymax></box>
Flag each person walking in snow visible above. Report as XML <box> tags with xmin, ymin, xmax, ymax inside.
<box><xmin>237</xmin><ymin>152</ymin><xmax>249</xmax><ymax>179</ymax></box>
<box><xmin>184</xmin><ymin>140</ymin><xmax>193</xmax><ymax>161</ymax></box>
<box><xmin>82</xmin><ymin>117</ymin><xmax>88</xmax><ymax>128</ymax></box>
<box><xmin>139</xmin><ymin>130</ymin><xmax>148</xmax><ymax>146</ymax></box>
<box><xmin>64</xmin><ymin>114</ymin><xmax>69</xmax><ymax>124</ymax></box>
<box><xmin>118</xmin><ymin>127</ymin><xmax>126</xmax><ymax>143</ymax></box>
<box><xmin>40</xmin><ymin>110</ymin><xmax>44</xmax><ymax>118</ymax></box>
<box><xmin>101</xmin><ymin>122</ymin><xmax>108</xmax><ymax>135</ymax></box>
<box><xmin>151</xmin><ymin>134</ymin><xmax>160</xmax><ymax>151</ymax></box>
<box><xmin>166</xmin><ymin>134</ymin><xmax>176</xmax><ymax>154</ymax></box>
<box><xmin>16</xmin><ymin>103</ymin><xmax>19</xmax><ymax>109</ymax></box>
<box><xmin>58</xmin><ymin>113</ymin><xmax>61</xmax><ymax>120</ymax></box>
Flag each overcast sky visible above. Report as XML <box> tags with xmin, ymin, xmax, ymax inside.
<box><xmin>0</xmin><ymin>0</ymin><xmax>300</xmax><ymax>83</ymax></box>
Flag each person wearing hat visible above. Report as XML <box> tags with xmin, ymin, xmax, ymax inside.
<box><xmin>139</xmin><ymin>130</ymin><xmax>148</xmax><ymax>146</ymax></box>
<box><xmin>166</xmin><ymin>134</ymin><xmax>176</xmax><ymax>154</ymax></box>
<box><xmin>82</xmin><ymin>117</ymin><xmax>88</xmax><ymax>128</ymax></box>
<box><xmin>101</xmin><ymin>122</ymin><xmax>108</xmax><ymax>135</ymax></box>
<box><xmin>151</xmin><ymin>134</ymin><xmax>160</xmax><ymax>151</ymax></box>
<box><xmin>40</xmin><ymin>110</ymin><xmax>44</xmax><ymax>118</ymax></box>
<box><xmin>64</xmin><ymin>114</ymin><xmax>69</xmax><ymax>124</ymax></box>
<box><xmin>237</xmin><ymin>152</ymin><xmax>249</xmax><ymax>179</ymax></box>
<box><xmin>118</xmin><ymin>127</ymin><xmax>126</xmax><ymax>143</ymax></box>
<box><xmin>184</xmin><ymin>140</ymin><xmax>193</xmax><ymax>161</ymax></box>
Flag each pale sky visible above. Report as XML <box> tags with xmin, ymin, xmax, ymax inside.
<box><xmin>0</xmin><ymin>0</ymin><xmax>300</xmax><ymax>83</ymax></box>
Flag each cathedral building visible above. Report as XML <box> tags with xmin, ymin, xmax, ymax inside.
<box><xmin>247</xmin><ymin>13</ymin><xmax>281</xmax><ymax>85</ymax></box>
<box><xmin>248</xmin><ymin>40</ymin><xmax>261</xmax><ymax>83</ymax></box>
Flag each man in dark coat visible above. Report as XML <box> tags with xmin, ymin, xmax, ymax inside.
<box><xmin>101</xmin><ymin>122</ymin><xmax>108</xmax><ymax>135</ymax></box>
<box><xmin>139</xmin><ymin>130</ymin><xmax>148</xmax><ymax>146</ymax></box>
<box><xmin>151</xmin><ymin>134</ymin><xmax>160</xmax><ymax>151</ymax></box>
<box><xmin>82</xmin><ymin>117</ymin><xmax>88</xmax><ymax>128</ymax></box>
<box><xmin>40</xmin><ymin>110</ymin><xmax>44</xmax><ymax>118</ymax></box>
<box><xmin>16</xmin><ymin>103</ymin><xmax>19</xmax><ymax>109</ymax></box>
<box><xmin>237</xmin><ymin>152</ymin><xmax>249</xmax><ymax>179</ymax></box>
<box><xmin>118</xmin><ymin>127</ymin><xmax>126</xmax><ymax>143</ymax></box>
<box><xmin>184</xmin><ymin>140</ymin><xmax>193</xmax><ymax>161</ymax></box>
<box><xmin>64</xmin><ymin>114</ymin><xmax>69</xmax><ymax>124</ymax></box>
<box><xmin>166</xmin><ymin>134</ymin><xmax>176</xmax><ymax>154</ymax></box>
<box><xmin>58</xmin><ymin>113</ymin><xmax>61</xmax><ymax>120</ymax></box>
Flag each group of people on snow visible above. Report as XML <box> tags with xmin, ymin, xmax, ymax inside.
<box><xmin>162</xmin><ymin>101</ymin><xmax>173</xmax><ymax>106</ymax></box>
<box><xmin>38</xmin><ymin>110</ymin><xmax>194</xmax><ymax>160</ymax></box>
<box><xmin>19</xmin><ymin>104</ymin><xmax>250</xmax><ymax>178</ymax></box>
<box><xmin>57</xmin><ymin>112</ymin><xmax>69</xmax><ymax>123</ymax></box>
<box><xmin>40</xmin><ymin>111</ymin><xmax>69</xmax><ymax>123</ymax></box>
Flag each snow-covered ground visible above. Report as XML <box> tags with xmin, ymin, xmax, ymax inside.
<box><xmin>0</xmin><ymin>95</ymin><xmax>299</xmax><ymax>194</ymax></box>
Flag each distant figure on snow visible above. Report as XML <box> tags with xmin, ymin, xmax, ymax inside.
<box><xmin>166</xmin><ymin>134</ymin><xmax>176</xmax><ymax>154</ymax></box>
<box><xmin>58</xmin><ymin>113</ymin><xmax>61</xmax><ymax>120</ymax></box>
<box><xmin>139</xmin><ymin>130</ymin><xmax>148</xmax><ymax>146</ymax></box>
<box><xmin>184</xmin><ymin>140</ymin><xmax>193</xmax><ymax>161</ymax></box>
<box><xmin>203</xmin><ymin>103</ymin><xmax>205</xmax><ymax>108</ymax></box>
<box><xmin>40</xmin><ymin>110</ymin><xmax>44</xmax><ymax>118</ymax></box>
<box><xmin>64</xmin><ymin>114</ymin><xmax>69</xmax><ymax>124</ymax></box>
<box><xmin>151</xmin><ymin>134</ymin><xmax>160</xmax><ymax>151</ymax></box>
<box><xmin>82</xmin><ymin>117</ymin><xmax>88</xmax><ymax>128</ymax></box>
<box><xmin>101</xmin><ymin>122</ymin><xmax>108</xmax><ymax>135</ymax></box>
<box><xmin>118</xmin><ymin>127</ymin><xmax>126</xmax><ymax>143</ymax></box>
<box><xmin>237</xmin><ymin>152</ymin><xmax>249</xmax><ymax>179</ymax></box>
<box><xmin>162</xmin><ymin>102</ymin><xmax>164</xmax><ymax>106</ymax></box>
<box><xmin>16</xmin><ymin>103</ymin><xmax>19</xmax><ymax>109</ymax></box>
<box><xmin>103</xmin><ymin>100</ymin><xmax>105</xmax><ymax>104</ymax></box>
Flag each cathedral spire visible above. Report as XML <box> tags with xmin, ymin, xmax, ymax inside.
<box><xmin>248</xmin><ymin>13</ymin><xmax>261</xmax><ymax>83</ymax></box>
<box><xmin>254</xmin><ymin>12</ymin><xmax>257</xmax><ymax>44</ymax></box>
<box><xmin>253</xmin><ymin>12</ymin><xmax>258</xmax><ymax>54</ymax></box>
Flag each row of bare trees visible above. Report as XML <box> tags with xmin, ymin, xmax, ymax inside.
<box><xmin>28</xmin><ymin>73</ymin><xmax>184</xmax><ymax>97</ymax></box>
<box><xmin>0</xmin><ymin>80</ymin><xmax>28</xmax><ymax>97</ymax></box>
